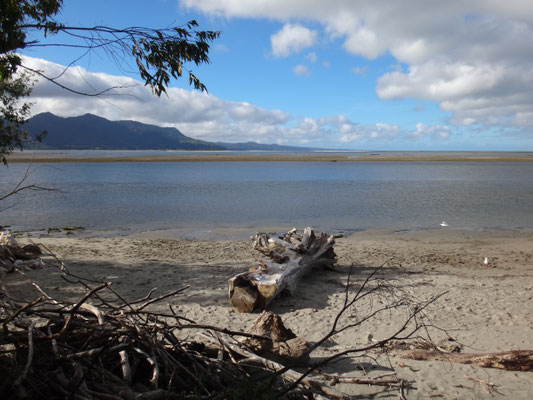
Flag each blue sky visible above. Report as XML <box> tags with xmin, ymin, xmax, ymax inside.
<box><xmin>20</xmin><ymin>0</ymin><xmax>533</xmax><ymax>150</ymax></box>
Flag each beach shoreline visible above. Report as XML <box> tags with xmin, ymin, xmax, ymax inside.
<box><xmin>3</xmin><ymin>227</ymin><xmax>533</xmax><ymax>398</ymax></box>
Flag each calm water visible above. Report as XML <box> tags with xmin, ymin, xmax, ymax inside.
<box><xmin>1</xmin><ymin>161</ymin><xmax>533</xmax><ymax>235</ymax></box>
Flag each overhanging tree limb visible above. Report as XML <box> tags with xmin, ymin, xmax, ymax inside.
<box><xmin>20</xmin><ymin>64</ymin><xmax>136</xmax><ymax>97</ymax></box>
<box><xmin>1</xmin><ymin>0</ymin><xmax>219</xmax><ymax>164</ymax></box>
<box><xmin>19</xmin><ymin>21</ymin><xmax>219</xmax><ymax>95</ymax></box>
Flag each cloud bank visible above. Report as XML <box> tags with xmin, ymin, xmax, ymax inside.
<box><xmin>23</xmin><ymin>56</ymin><xmax>450</xmax><ymax>148</ymax></box>
<box><xmin>181</xmin><ymin>0</ymin><xmax>533</xmax><ymax>133</ymax></box>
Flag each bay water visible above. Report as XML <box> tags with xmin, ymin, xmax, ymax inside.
<box><xmin>1</xmin><ymin>160</ymin><xmax>533</xmax><ymax>236</ymax></box>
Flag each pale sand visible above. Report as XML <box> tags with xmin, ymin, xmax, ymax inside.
<box><xmin>3</xmin><ymin>228</ymin><xmax>533</xmax><ymax>398</ymax></box>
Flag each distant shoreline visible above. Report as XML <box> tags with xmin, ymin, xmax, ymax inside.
<box><xmin>7</xmin><ymin>152</ymin><xmax>533</xmax><ymax>163</ymax></box>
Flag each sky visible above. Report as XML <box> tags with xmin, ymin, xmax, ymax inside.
<box><xmin>19</xmin><ymin>0</ymin><xmax>533</xmax><ymax>151</ymax></box>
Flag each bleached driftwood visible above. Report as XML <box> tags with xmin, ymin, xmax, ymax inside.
<box><xmin>228</xmin><ymin>227</ymin><xmax>336</xmax><ymax>313</ymax></box>
<box><xmin>399</xmin><ymin>349</ymin><xmax>533</xmax><ymax>371</ymax></box>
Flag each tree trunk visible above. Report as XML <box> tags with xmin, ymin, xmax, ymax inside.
<box><xmin>228</xmin><ymin>227</ymin><xmax>337</xmax><ymax>313</ymax></box>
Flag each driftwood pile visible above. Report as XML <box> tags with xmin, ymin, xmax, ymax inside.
<box><xmin>1</xmin><ymin>278</ymin><xmax>301</xmax><ymax>399</ymax></box>
<box><xmin>0</xmin><ymin>229</ymin><xmax>351</xmax><ymax>399</ymax></box>
<box><xmin>0</xmin><ymin>230</ymin><xmax>411</xmax><ymax>399</ymax></box>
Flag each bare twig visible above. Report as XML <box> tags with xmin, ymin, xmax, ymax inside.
<box><xmin>463</xmin><ymin>376</ymin><xmax>501</xmax><ymax>394</ymax></box>
<box><xmin>0</xmin><ymin>163</ymin><xmax>59</xmax><ymax>204</ymax></box>
<box><xmin>136</xmin><ymin>286</ymin><xmax>190</xmax><ymax>311</ymax></box>
<box><xmin>13</xmin><ymin>320</ymin><xmax>37</xmax><ymax>386</ymax></box>
<box><xmin>51</xmin><ymin>282</ymin><xmax>110</xmax><ymax>338</ymax></box>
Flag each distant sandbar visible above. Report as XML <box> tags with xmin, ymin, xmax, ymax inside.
<box><xmin>7</xmin><ymin>151</ymin><xmax>533</xmax><ymax>163</ymax></box>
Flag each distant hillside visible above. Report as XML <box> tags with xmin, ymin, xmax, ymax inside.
<box><xmin>24</xmin><ymin>113</ymin><xmax>320</xmax><ymax>152</ymax></box>
<box><xmin>25</xmin><ymin>113</ymin><xmax>225</xmax><ymax>150</ymax></box>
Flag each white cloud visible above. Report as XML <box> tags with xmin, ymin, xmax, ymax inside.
<box><xmin>342</xmin><ymin>26</ymin><xmax>386</xmax><ymax>59</ymax></box>
<box><xmin>292</xmin><ymin>64</ymin><xmax>311</xmax><ymax>77</ymax></box>
<box><xmin>270</xmin><ymin>23</ymin><xmax>317</xmax><ymax>57</ymax></box>
<box><xmin>338</xmin><ymin>121</ymin><xmax>399</xmax><ymax>143</ymax></box>
<box><xmin>377</xmin><ymin>60</ymin><xmax>533</xmax><ymax>128</ymax></box>
<box><xmin>181</xmin><ymin>0</ymin><xmax>533</xmax><ymax>133</ymax></box>
<box><xmin>305</xmin><ymin>52</ymin><xmax>317</xmax><ymax>62</ymax></box>
<box><xmin>351</xmin><ymin>66</ymin><xmax>367</xmax><ymax>76</ymax></box>
<box><xmin>214</xmin><ymin>43</ymin><xmax>229</xmax><ymax>52</ymax></box>
<box><xmin>410</xmin><ymin>123</ymin><xmax>451</xmax><ymax>140</ymax></box>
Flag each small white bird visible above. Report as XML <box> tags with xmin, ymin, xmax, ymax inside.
<box><xmin>484</xmin><ymin>257</ymin><xmax>490</xmax><ymax>266</ymax></box>
<box><xmin>440</xmin><ymin>221</ymin><xmax>449</xmax><ymax>227</ymax></box>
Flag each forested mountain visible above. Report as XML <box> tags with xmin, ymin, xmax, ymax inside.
<box><xmin>25</xmin><ymin>113</ymin><xmax>314</xmax><ymax>151</ymax></box>
<box><xmin>25</xmin><ymin>113</ymin><xmax>223</xmax><ymax>150</ymax></box>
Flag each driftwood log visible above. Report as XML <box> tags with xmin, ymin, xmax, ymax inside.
<box><xmin>228</xmin><ymin>227</ymin><xmax>337</xmax><ymax>313</ymax></box>
<box><xmin>400</xmin><ymin>349</ymin><xmax>533</xmax><ymax>371</ymax></box>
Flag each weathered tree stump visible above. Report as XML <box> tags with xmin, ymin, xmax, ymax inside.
<box><xmin>240</xmin><ymin>311</ymin><xmax>310</xmax><ymax>364</ymax></box>
<box><xmin>228</xmin><ymin>227</ymin><xmax>337</xmax><ymax>312</ymax></box>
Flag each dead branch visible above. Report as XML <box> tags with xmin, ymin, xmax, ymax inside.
<box><xmin>463</xmin><ymin>376</ymin><xmax>502</xmax><ymax>394</ymax></box>
<box><xmin>12</xmin><ymin>320</ymin><xmax>36</xmax><ymax>387</ymax></box>
<box><xmin>399</xmin><ymin>349</ymin><xmax>533</xmax><ymax>371</ymax></box>
<box><xmin>320</xmin><ymin>371</ymin><xmax>402</xmax><ymax>387</ymax></box>
<box><xmin>275</xmin><ymin>262</ymin><xmax>447</xmax><ymax>397</ymax></box>
<box><xmin>0</xmin><ymin>163</ymin><xmax>58</xmax><ymax>205</ymax></box>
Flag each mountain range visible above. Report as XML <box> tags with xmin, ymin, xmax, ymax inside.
<box><xmin>25</xmin><ymin>113</ymin><xmax>314</xmax><ymax>151</ymax></box>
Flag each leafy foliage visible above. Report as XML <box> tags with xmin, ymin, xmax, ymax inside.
<box><xmin>1</xmin><ymin>0</ymin><xmax>63</xmax><ymax>54</ymax></box>
<box><xmin>130</xmin><ymin>20</ymin><xmax>219</xmax><ymax>95</ymax></box>
<box><xmin>0</xmin><ymin>0</ymin><xmax>219</xmax><ymax>163</ymax></box>
<box><xmin>0</xmin><ymin>64</ymin><xmax>34</xmax><ymax>165</ymax></box>
<box><xmin>1</xmin><ymin>0</ymin><xmax>62</xmax><ymax>164</ymax></box>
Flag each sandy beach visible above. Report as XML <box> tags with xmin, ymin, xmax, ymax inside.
<box><xmin>3</xmin><ymin>227</ymin><xmax>533</xmax><ymax>398</ymax></box>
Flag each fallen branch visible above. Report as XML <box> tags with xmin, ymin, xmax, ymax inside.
<box><xmin>320</xmin><ymin>371</ymin><xmax>402</xmax><ymax>387</ymax></box>
<box><xmin>399</xmin><ymin>349</ymin><xmax>533</xmax><ymax>371</ymax></box>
